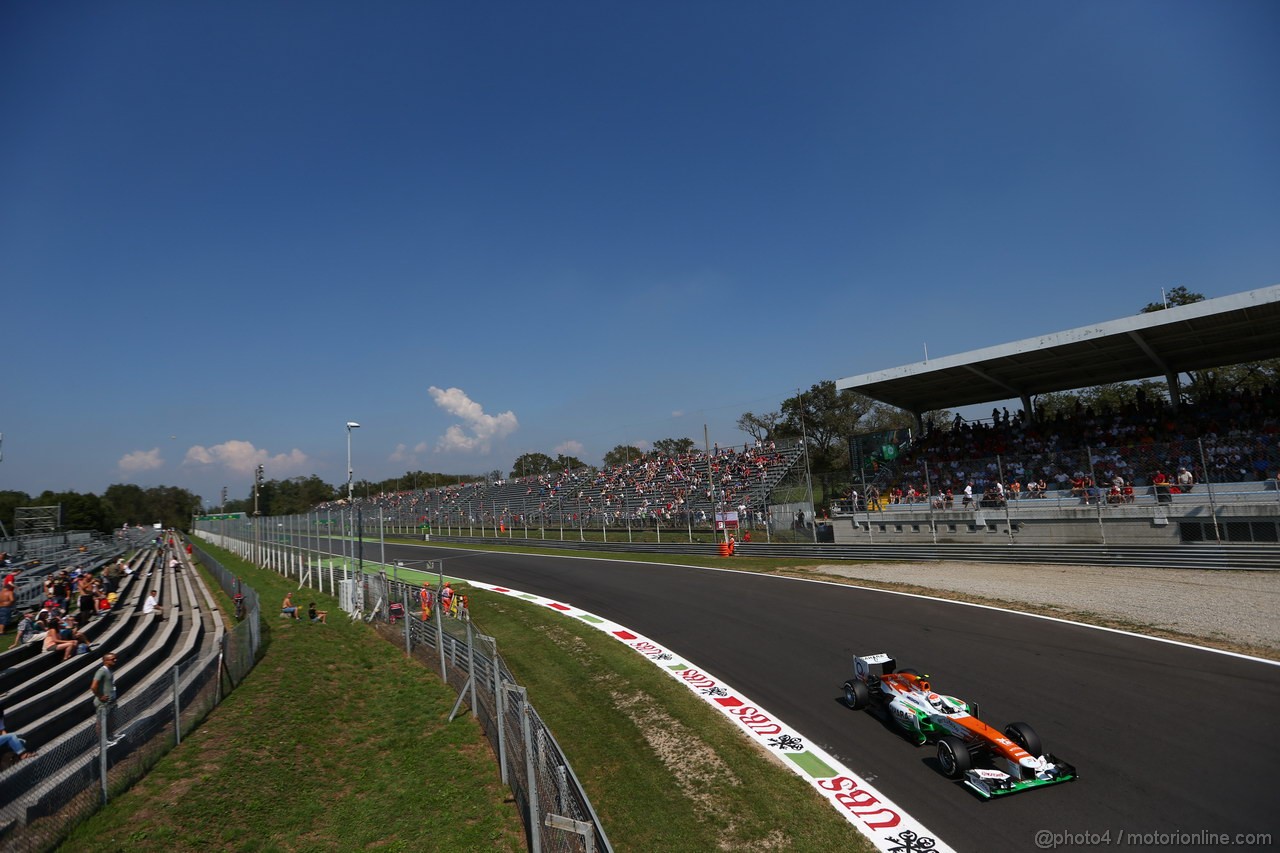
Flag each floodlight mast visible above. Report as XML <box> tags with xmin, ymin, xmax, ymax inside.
<box><xmin>346</xmin><ymin>421</ymin><xmax>361</xmax><ymax>502</ymax></box>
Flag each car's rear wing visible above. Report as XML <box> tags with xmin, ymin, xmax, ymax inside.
<box><xmin>853</xmin><ymin>653</ymin><xmax>896</xmax><ymax>679</ymax></box>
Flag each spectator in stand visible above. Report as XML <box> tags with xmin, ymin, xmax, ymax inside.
<box><xmin>0</xmin><ymin>582</ymin><xmax>14</xmax><ymax>636</ymax></box>
<box><xmin>143</xmin><ymin>590</ymin><xmax>164</xmax><ymax>620</ymax></box>
<box><xmin>1152</xmin><ymin>469</ymin><xmax>1172</xmax><ymax>503</ymax></box>
<box><xmin>76</xmin><ymin>582</ymin><xmax>97</xmax><ymax>628</ymax></box>
<box><xmin>11</xmin><ymin>610</ymin><xmax>41</xmax><ymax>648</ymax></box>
<box><xmin>1177</xmin><ymin>467</ymin><xmax>1195</xmax><ymax>493</ymax></box>
<box><xmin>0</xmin><ymin>705</ymin><xmax>37</xmax><ymax>761</ymax></box>
<box><xmin>43</xmin><ymin>621</ymin><xmax>77</xmax><ymax>660</ymax></box>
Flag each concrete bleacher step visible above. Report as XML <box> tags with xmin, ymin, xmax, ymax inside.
<box><xmin>0</xmin><ymin>543</ymin><xmax>225</xmax><ymax>827</ymax></box>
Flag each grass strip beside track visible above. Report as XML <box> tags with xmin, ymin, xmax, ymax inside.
<box><xmin>470</xmin><ymin>587</ymin><xmax>871</xmax><ymax>852</ymax></box>
<box><xmin>60</xmin><ymin>542</ymin><xmax>873</xmax><ymax>852</ymax></box>
<box><xmin>60</xmin><ymin>544</ymin><xmax>525</xmax><ymax>853</ymax></box>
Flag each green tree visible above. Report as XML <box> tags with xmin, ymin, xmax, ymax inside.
<box><xmin>36</xmin><ymin>491</ymin><xmax>109</xmax><ymax>532</ymax></box>
<box><xmin>652</xmin><ymin>438</ymin><xmax>696</xmax><ymax>457</ymax></box>
<box><xmin>102</xmin><ymin>484</ymin><xmax>149</xmax><ymax>527</ymax></box>
<box><xmin>602</xmin><ymin>444</ymin><xmax>646</xmax><ymax>468</ymax></box>
<box><xmin>554</xmin><ymin>454</ymin><xmax>588</xmax><ymax>472</ymax></box>
<box><xmin>779</xmin><ymin>382</ymin><xmax>877</xmax><ymax>471</ymax></box>
<box><xmin>511</xmin><ymin>452</ymin><xmax>556</xmax><ymax>478</ymax></box>
<box><xmin>736</xmin><ymin>412</ymin><xmax>781</xmax><ymax>444</ymax></box>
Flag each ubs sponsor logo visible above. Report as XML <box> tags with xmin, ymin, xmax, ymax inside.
<box><xmin>817</xmin><ymin>776</ymin><xmax>903</xmax><ymax>831</ymax></box>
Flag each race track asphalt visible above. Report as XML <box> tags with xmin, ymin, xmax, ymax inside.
<box><xmin>367</xmin><ymin>542</ymin><xmax>1280</xmax><ymax>852</ymax></box>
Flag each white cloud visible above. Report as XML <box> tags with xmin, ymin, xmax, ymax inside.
<box><xmin>554</xmin><ymin>440</ymin><xmax>584</xmax><ymax>457</ymax></box>
<box><xmin>118</xmin><ymin>448</ymin><xmax>164</xmax><ymax>474</ymax></box>
<box><xmin>389</xmin><ymin>442</ymin><xmax>430</xmax><ymax>466</ymax></box>
<box><xmin>428</xmin><ymin>386</ymin><xmax>518</xmax><ymax>453</ymax></box>
<box><xmin>182</xmin><ymin>440</ymin><xmax>309</xmax><ymax>476</ymax></box>
<box><xmin>670</xmin><ymin>410</ymin><xmax>684</xmax><ymax>418</ymax></box>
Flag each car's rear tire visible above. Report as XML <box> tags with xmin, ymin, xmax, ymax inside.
<box><xmin>937</xmin><ymin>736</ymin><xmax>971</xmax><ymax>779</ymax></box>
<box><xmin>843</xmin><ymin>679</ymin><xmax>870</xmax><ymax>710</ymax></box>
<box><xmin>1004</xmin><ymin>722</ymin><xmax>1042</xmax><ymax>756</ymax></box>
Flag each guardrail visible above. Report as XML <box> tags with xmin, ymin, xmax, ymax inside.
<box><xmin>416</xmin><ymin>534</ymin><xmax>1280</xmax><ymax>571</ymax></box>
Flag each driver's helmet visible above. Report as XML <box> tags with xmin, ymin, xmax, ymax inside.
<box><xmin>926</xmin><ymin>693</ymin><xmax>947</xmax><ymax>711</ymax></box>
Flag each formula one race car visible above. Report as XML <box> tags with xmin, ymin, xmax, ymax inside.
<box><xmin>842</xmin><ymin>653</ymin><xmax>1077</xmax><ymax>799</ymax></box>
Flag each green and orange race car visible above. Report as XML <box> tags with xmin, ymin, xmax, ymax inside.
<box><xmin>842</xmin><ymin>653</ymin><xmax>1077</xmax><ymax>799</ymax></box>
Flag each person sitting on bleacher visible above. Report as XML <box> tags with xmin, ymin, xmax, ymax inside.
<box><xmin>58</xmin><ymin>615</ymin><xmax>91</xmax><ymax>651</ymax></box>
<box><xmin>0</xmin><ymin>705</ymin><xmax>37</xmax><ymax>761</ymax></box>
<box><xmin>10</xmin><ymin>610</ymin><xmax>40</xmax><ymax>649</ymax></box>
<box><xmin>143</xmin><ymin>590</ymin><xmax>164</xmax><ymax>621</ymax></box>
<box><xmin>43</xmin><ymin>621</ymin><xmax>77</xmax><ymax>660</ymax></box>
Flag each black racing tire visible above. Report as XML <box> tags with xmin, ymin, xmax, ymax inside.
<box><xmin>937</xmin><ymin>736</ymin><xmax>972</xmax><ymax>779</ymax></box>
<box><xmin>843</xmin><ymin>679</ymin><xmax>870</xmax><ymax>710</ymax></box>
<box><xmin>1004</xmin><ymin>722</ymin><xmax>1042</xmax><ymax>756</ymax></box>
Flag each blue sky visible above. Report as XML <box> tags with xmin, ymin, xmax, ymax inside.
<box><xmin>2</xmin><ymin>1</ymin><xmax>1277</xmax><ymax>507</ymax></box>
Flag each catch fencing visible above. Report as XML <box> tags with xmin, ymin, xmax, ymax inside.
<box><xmin>193</xmin><ymin>526</ymin><xmax>613</xmax><ymax>853</ymax></box>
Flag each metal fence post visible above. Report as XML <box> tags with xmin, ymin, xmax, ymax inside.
<box><xmin>495</xmin><ymin>656</ymin><xmax>508</xmax><ymax>786</ymax></box>
<box><xmin>216</xmin><ymin>627</ymin><xmax>227</xmax><ymax>701</ymax></box>
<box><xmin>98</xmin><ymin>704</ymin><xmax>110</xmax><ymax>804</ymax></box>
<box><xmin>403</xmin><ymin>590</ymin><xmax>412</xmax><ymax>656</ymax></box>
<box><xmin>467</xmin><ymin>620</ymin><xmax>477</xmax><ymax>719</ymax></box>
<box><xmin>173</xmin><ymin>665</ymin><xmax>182</xmax><ymax>745</ymax></box>
<box><xmin>522</xmin><ymin>690</ymin><xmax>541</xmax><ymax>853</ymax></box>
<box><xmin>436</xmin><ymin>596</ymin><xmax>447</xmax><ymax>680</ymax></box>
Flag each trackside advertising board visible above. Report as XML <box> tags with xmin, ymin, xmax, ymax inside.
<box><xmin>468</xmin><ymin>580</ymin><xmax>953</xmax><ymax>853</ymax></box>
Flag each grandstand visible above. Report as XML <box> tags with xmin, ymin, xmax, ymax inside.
<box><xmin>0</xmin><ymin>532</ymin><xmax>230</xmax><ymax>847</ymax></box>
<box><xmin>331</xmin><ymin>440</ymin><xmax>809</xmax><ymax>536</ymax></box>
<box><xmin>324</xmin><ymin>286</ymin><xmax>1280</xmax><ymax>549</ymax></box>
<box><xmin>829</xmin><ymin>285</ymin><xmax>1280</xmax><ymax>546</ymax></box>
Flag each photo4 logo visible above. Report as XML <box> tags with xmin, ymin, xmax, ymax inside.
<box><xmin>473</xmin><ymin>581</ymin><xmax>954</xmax><ymax>853</ymax></box>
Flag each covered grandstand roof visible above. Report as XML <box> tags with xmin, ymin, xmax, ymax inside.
<box><xmin>835</xmin><ymin>284</ymin><xmax>1280</xmax><ymax>414</ymax></box>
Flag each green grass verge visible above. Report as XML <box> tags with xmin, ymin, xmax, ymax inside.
<box><xmin>59</xmin><ymin>544</ymin><xmax>525</xmax><ymax>853</ymax></box>
<box><xmin>58</xmin><ymin>540</ymin><xmax>874</xmax><ymax>852</ymax></box>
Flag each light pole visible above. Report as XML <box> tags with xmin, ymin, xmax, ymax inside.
<box><xmin>346</xmin><ymin>421</ymin><xmax>361</xmax><ymax>502</ymax></box>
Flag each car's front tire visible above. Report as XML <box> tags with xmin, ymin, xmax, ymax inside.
<box><xmin>937</xmin><ymin>736</ymin><xmax>971</xmax><ymax>779</ymax></box>
<box><xmin>1004</xmin><ymin>722</ymin><xmax>1042</xmax><ymax>756</ymax></box>
<box><xmin>843</xmin><ymin>679</ymin><xmax>870</xmax><ymax>710</ymax></box>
